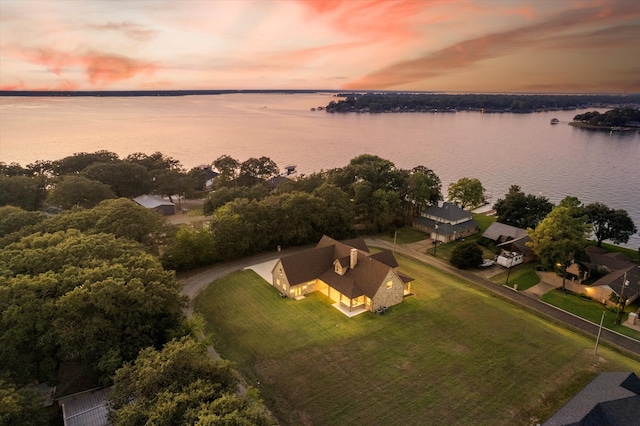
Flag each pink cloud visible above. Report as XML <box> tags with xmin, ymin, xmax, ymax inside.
<box><xmin>7</xmin><ymin>47</ymin><xmax>158</xmax><ymax>87</ymax></box>
<box><xmin>343</xmin><ymin>2</ymin><xmax>640</xmax><ymax>90</ymax></box>
<box><xmin>1</xmin><ymin>79</ymin><xmax>79</xmax><ymax>91</ymax></box>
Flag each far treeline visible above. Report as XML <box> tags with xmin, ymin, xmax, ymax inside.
<box><xmin>325</xmin><ymin>93</ymin><xmax>640</xmax><ymax>113</ymax></box>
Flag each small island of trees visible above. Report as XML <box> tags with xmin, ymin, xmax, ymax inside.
<box><xmin>571</xmin><ymin>107</ymin><xmax>640</xmax><ymax>130</ymax></box>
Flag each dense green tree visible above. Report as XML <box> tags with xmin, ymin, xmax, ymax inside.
<box><xmin>0</xmin><ymin>162</ymin><xmax>27</xmax><ymax>176</ymax></box>
<box><xmin>125</xmin><ymin>151</ymin><xmax>182</xmax><ymax>171</ymax></box>
<box><xmin>52</xmin><ymin>150</ymin><xmax>119</xmax><ymax>175</ymax></box>
<box><xmin>371</xmin><ymin>189</ymin><xmax>402</xmax><ymax>232</ymax></box>
<box><xmin>83</xmin><ymin>161</ymin><xmax>151</xmax><ymax>197</ymax></box>
<box><xmin>450</xmin><ymin>241</ymin><xmax>484</xmax><ymax>269</ymax></box>
<box><xmin>277</xmin><ymin>192</ymin><xmax>326</xmax><ymax>245</ymax></box>
<box><xmin>239</xmin><ymin>157</ymin><xmax>279</xmax><ymax>186</ymax></box>
<box><xmin>353</xmin><ymin>180</ymin><xmax>374</xmax><ymax>220</ymax></box>
<box><xmin>527</xmin><ymin>206</ymin><xmax>590</xmax><ymax>291</ymax></box>
<box><xmin>0</xmin><ymin>206</ymin><xmax>46</xmax><ymax>238</ymax></box>
<box><xmin>212</xmin><ymin>155</ymin><xmax>240</xmax><ymax>186</ymax></box>
<box><xmin>29</xmin><ymin>198</ymin><xmax>169</xmax><ymax>252</ymax></box>
<box><xmin>47</xmin><ymin>175</ymin><xmax>116</xmax><ymax>209</ymax></box>
<box><xmin>493</xmin><ymin>185</ymin><xmax>553</xmax><ymax>229</ymax></box>
<box><xmin>278</xmin><ymin>171</ymin><xmax>327</xmax><ymax>194</ymax></box>
<box><xmin>0</xmin><ymin>175</ymin><xmax>47</xmax><ymax>210</ymax></box>
<box><xmin>0</xmin><ymin>229</ymin><xmax>187</xmax><ymax>383</ymax></box>
<box><xmin>108</xmin><ymin>337</ymin><xmax>274</xmax><ymax>426</ymax></box>
<box><xmin>558</xmin><ymin>196</ymin><xmax>586</xmax><ymax>218</ymax></box>
<box><xmin>187</xmin><ymin>166</ymin><xmax>208</xmax><ymax>193</ymax></box>
<box><xmin>585</xmin><ymin>202</ymin><xmax>637</xmax><ymax>247</ymax></box>
<box><xmin>0</xmin><ymin>379</ymin><xmax>47</xmax><ymax>426</ymax></box>
<box><xmin>150</xmin><ymin>169</ymin><xmax>191</xmax><ymax>201</ymax></box>
<box><xmin>203</xmin><ymin>185</ymin><xmax>270</xmax><ymax>216</ymax></box>
<box><xmin>210</xmin><ymin>201</ymin><xmax>255</xmax><ymax>260</ymax></box>
<box><xmin>25</xmin><ymin>160</ymin><xmax>55</xmax><ymax>178</ymax></box>
<box><xmin>407</xmin><ymin>166</ymin><xmax>442</xmax><ymax>215</ymax></box>
<box><xmin>161</xmin><ymin>225</ymin><xmax>216</xmax><ymax>272</ymax></box>
<box><xmin>346</xmin><ymin>154</ymin><xmax>399</xmax><ymax>192</ymax></box>
<box><xmin>312</xmin><ymin>183</ymin><xmax>355</xmax><ymax>239</ymax></box>
<box><xmin>447</xmin><ymin>177</ymin><xmax>486</xmax><ymax>209</ymax></box>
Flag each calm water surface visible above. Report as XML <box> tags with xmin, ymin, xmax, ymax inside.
<box><xmin>1</xmin><ymin>93</ymin><xmax>639</xmax><ymax>248</ymax></box>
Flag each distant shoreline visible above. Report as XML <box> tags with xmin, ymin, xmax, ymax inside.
<box><xmin>0</xmin><ymin>89</ymin><xmax>333</xmax><ymax>97</ymax></box>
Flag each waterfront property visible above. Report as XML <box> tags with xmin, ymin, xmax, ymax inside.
<box><xmin>482</xmin><ymin>222</ymin><xmax>535</xmax><ymax>267</ymax></box>
<box><xmin>271</xmin><ymin>236</ymin><xmax>414</xmax><ymax>314</ymax></box>
<box><xmin>412</xmin><ymin>201</ymin><xmax>479</xmax><ymax>243</ymax></box>
<box><xmin>569</xmin><ymin>246</ymin><xmax>640</xmax><ymax>305</ymax></box>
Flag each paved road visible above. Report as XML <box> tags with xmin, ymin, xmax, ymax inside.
<box><xmin>178</xmin><ymin>238</ymin><xmax>640</xmax><ymax>357</ymax></box>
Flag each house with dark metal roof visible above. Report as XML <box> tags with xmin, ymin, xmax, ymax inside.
<box><xmin>543</xmin><ymin>371</ymin><xmax>640</xmax><ymax>425</ymax></box>
<box><xmin>412</xmin><ymin>201</ymin><xmax>479</xmax><ymax>243</ymax></box>
<box><xmin>271</xmin><ymin>236</ymin><xmax>414</xmax><ymax>315</ymax></box>
<box><xmin>132</xmin><ymin>194</ymin><xmax>176</xmax><ymax>216</ymax></box>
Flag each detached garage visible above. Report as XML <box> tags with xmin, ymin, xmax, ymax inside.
<box><xmin>133</xmin><ymin>194</ymin><xmax>176</xmax><ymax>216</ymax></box>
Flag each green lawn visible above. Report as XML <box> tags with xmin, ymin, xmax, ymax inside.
<box><xmin>541</xmin><ymin>290</ymin><xmax>640</xmax><ymax>340</ymax></box>
<box><xmin>489</xmin><ymin>263</ymin><xmax>541</xmax><ymax>291</ymax></box>
<box><xmin>194</xmin><ymin>254</ymin><xmax>640</xmax><ymax>426</ymax></box>
<box><xmin>378</xmin><ymin>227</ymin><xmax>428</xmax><ymax>244</ymax></box>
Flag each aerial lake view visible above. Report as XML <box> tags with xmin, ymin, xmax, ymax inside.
<box><xmin>1</xmin><ymin>92</ymin><xmax>639</xmax><ymax>247</ymax></box>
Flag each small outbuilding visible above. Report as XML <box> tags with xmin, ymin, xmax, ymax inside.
<box><xmin>133</xmin><ymin>194</ymin><xmax>176</xmax><ymax>216</ymax></box>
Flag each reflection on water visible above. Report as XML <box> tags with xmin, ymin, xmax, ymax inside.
<box><xmin>1</xmin><ymin>93</ymin><xmax>639</xmax><ymax>247</ymax></box>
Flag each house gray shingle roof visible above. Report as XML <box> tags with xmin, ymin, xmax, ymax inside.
<box><xmin>543</xmin><ymin>372</ymin><xmax>640</xmax><ymax>426</ymax></box>
<box><xmin>412</xmin><ymin>216</ymin><xmax>479</xmax><ymax>237</ymax></box>
<box><xmin>422</xmin><ymin>202</ymin><xmax>471</xmax><ymax>222</ymax></box>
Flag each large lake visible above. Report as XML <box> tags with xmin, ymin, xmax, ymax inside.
<box><xmin>1</xmin><ymin>93</ymin><xmax>639</xmax><ymax>248</ymax></box>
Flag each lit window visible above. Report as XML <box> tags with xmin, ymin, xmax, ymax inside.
<box><xmin>386</xmin><ymin>281</ymin><xmax>393</xmax><ymax>289</ymax></box>
<box><xmin>276</xmin><ymin>278</ymin><xmax>281</xmax><ymax>285</ymax></box>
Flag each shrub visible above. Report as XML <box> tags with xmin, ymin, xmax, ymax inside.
<box><xmin>450</xmin><ymin>241</ymin><xmax>483</xmax><ymax>269</ymax></box>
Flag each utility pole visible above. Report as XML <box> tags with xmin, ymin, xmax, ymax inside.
<box><xmin>594</xmin><ymin>310</ymin><xmax>605</xmax><ymax>355</ymax></box>
<box><xmin>393</xmin><ymin>230</ymin><xmax>397</xmax><ymax>254</ymax></box>
<box><xmin>615</xmin><ymin>272</ymin><xmax>629</xmax><ymax>326</ymax></box>
<box><xmin>433</xmin><ymin>223</ymin><xmax>439</xmax><ymax>255</ymax></box>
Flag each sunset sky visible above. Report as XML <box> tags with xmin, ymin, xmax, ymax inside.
<box><xmin>1</xmin><ymin>0</ymin><xmax>639</xmax><ymax>93</ymax></box>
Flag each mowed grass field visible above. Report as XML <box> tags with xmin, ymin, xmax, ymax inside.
<box><xmin>193</xmin><ymin>254</ymin><xmax>640</xmax><ymax>426</ymax></box>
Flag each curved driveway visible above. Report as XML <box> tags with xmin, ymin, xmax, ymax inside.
<box><xmin>179</xmin><ymin>238</ymin><xmax>640</xmax><ymax>357</ymax></box>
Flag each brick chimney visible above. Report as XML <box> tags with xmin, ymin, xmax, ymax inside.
<box><xmin>350</xmin><ymin>248</ymin><xmax>358</xmax><ymax>269</ymax></box>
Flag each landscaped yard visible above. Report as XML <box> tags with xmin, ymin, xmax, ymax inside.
<box><xmin>194</xmin><ymin>254</ymin><xmax>640</xmax><ymax>426</ymax></box>
<box><xmin>489</xmin><ymin>263</ymin><xmax>541</xmax><ymax>291</ymax></box>
<box><xmin>541</xmin><ymin>289</ymin><xmax>640</xmax><ymax>341</ymax></box>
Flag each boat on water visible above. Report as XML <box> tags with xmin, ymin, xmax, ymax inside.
<box><xmin>284</xmin><ymin>165</ymin><xmax>297</xmax><ymax>175</ymax></box>
<box><xmin>550</xmin><ymin>118</ymin><xmax>560</xmax><ymax>124</ymax></box>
